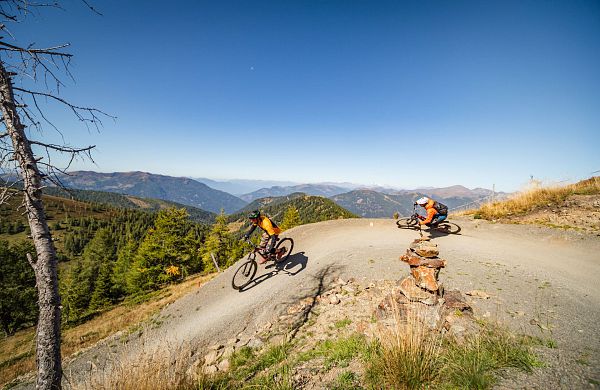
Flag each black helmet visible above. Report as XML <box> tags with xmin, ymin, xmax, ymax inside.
<box><xmin>248</xmin><ymin>210</ymin><xmax>260</xmax><ymax>219</ymax></box>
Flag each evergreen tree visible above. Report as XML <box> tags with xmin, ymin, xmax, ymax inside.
<box><xmin>202</xmin><ymin>210</ymin><xmax>232</xmax><ymax>271</ymax></box>
<box><xmin>129</xmin><ymin>208</ymin><xmax>201</xmax><ymax>292</ymax></box>
<box><xmin>89</xmin><ymin>262</ymin><xmax>113</xmax><ymax>310</ymax></box>
<box><xmin>111</xmin><ymin>239</ymin><xmax>139</xmax><ymax>297</ymax></box>
<box><xmin>280</xmin><ymin>205</ymin><xmax>302</xmax><ymax>230</ymax></box>
<box><xmin>61</xmin><ymin>228</ymin><xmax>115</xmax><ymax>321</ymax></box>
<box><xmin>0</xmin><ymin>240</ymin><xmax>38</xmax><ymax>335</ymax></box>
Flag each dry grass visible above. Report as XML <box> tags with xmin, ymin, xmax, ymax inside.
<box><xmin>469</xmin><ymin>177</ymin><xmax>600</xmax><ymax>220</ymax></box>
<box><xmin>363</xmin><ymin>301</ymin><xmax>540</xmax><ymax>389</ymax></box>
<box><xmin>79</xmin><ymin>342</ymin><xmax>200</xmax><ymax>390</ymax></box>
<box><xmin>0</xmin><ymin>273</ymin><xmax>215</xmax><ymax>387</ymax></box>
<box><xmin>365</xmin><ymin>304</ymin><xmax>442</xmax><ymax>389</ymax></box>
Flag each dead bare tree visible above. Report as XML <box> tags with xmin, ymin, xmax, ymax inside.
<box><xmin>0</xmin><ymin>2</ymin><xmax>108</xmax><ymax>389</ymax></box>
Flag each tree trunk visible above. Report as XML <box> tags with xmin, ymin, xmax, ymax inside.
<box><xmin>0</xmin><ymin>62</ymin><xmax>62</xmax><ymax>389</ymax></box>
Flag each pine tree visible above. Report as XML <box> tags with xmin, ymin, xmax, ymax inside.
<box><xmin>0</xmin><ymin>240</ymin><xmax>38</xmax><ymax>335</ymax></box>
<box><xmin>89</xmin><ymin>261</ymin><xmax>113</xmax><ymax>311</ymax></box>
<box><xmin>129</xmin><ymin>208</ymin><xmax>200</xmax><ymax>292</ymax></box>
<box><xmin>201</xmin><ymin>210</ymin><xmax>232</xmax><ymax>271</ymax></box>
<box><xmin>111</xmin><ymin>239</ymin><xmax>139</xmax><ymax>297</ymax></box>
<box><xmin>281</xmin><ymin>206</ymin><xmax>302</xmax><ymax>230</ymax></box>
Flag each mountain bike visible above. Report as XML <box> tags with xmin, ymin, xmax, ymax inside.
<box><xmin>231</xmin><ymin>237</ymin><xmax>294</xmax><ymax>290</ymax></box>
<box><xmin>396</xmin><ymin>204</ymin><xmax>461</xmax><ymax>234</ymax></box>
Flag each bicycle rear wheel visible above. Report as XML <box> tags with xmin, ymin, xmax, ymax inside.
<box><xmin>436</xmin><ymin>222</ymin><xmax>461</xmax><ymax>234</ymax></box>
<box><xmin>275</xmin><ymin>238</ymin><xmax>294</xmax><ymax>263</ymax></box>
<box><xmin>231</xmin><ymin>259</ymin><xmax>257</xmax><ymax>290</ymax></box>
<box><xmin>396</xmin><ymin>217</ymin><xmax>419</xmax><ymax>229</ymax></box>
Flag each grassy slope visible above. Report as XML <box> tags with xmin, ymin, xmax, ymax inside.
<box><xmin>0</xmin><ymin>274</ymin><xmax>216</xmax><ymax>387</ymax></box>
<box><xmin>43</xmin><ymin>187</ymin><xmax>215</xmax><ymax>224</ymax></box>
<box><xmin>469</xmin><ymin>177</ymin><xmax>600</xmax><ymax>220</ymax></box>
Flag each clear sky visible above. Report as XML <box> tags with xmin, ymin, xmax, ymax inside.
<box><xmin>12</xmin><ymin>0</ymin><xmax>600</xmax><ymax>192</ymax></box>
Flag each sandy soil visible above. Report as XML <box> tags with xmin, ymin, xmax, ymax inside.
<box><xmin>13</xmin><ymin>217</ymin><xmax>600</xmax><ymax>389</ymax></box>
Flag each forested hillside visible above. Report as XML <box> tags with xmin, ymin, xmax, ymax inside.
<box><xmin>44</xmin><ymin>187</ymin><xmax>215</xmax><ymax>224</ymax></box>
<box><xmin>56</xmin><ymin>171</ymin><xmax>247</xmax><ymax>213</ymax></box>
<box><xmin>230</xmin><ymin>192</ymin><xmax>357</xmax><ymax>226</ymax></box>
<box><xmin>0</xmin><ymin>191</ymin><xmax>243</xmax><ymax>336</ymax></box>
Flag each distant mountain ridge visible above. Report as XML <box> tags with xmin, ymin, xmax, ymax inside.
<box><xmin>57</xmin><ymin>171</ymin><xmax>247</xmax><ymax>214</ymax></box>
<box><xmin>330</xmin><ymin>186</ymin><xmax>500</xmax><ymax>218</ymax></box>
<box><xmin>194</xmin><ymin>178</ymin><xmax>299</xmax><ymax>196</ymax></box>
<box><xmin>240</xmin><ymin>184</ymin><xmax>352</xmax><ymax>202</ymax></box>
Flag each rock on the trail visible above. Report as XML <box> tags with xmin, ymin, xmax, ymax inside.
<box><xmin>443</xmin><ymin>290</ymin><xmax>472</xmax><ymax>313</ymax></box>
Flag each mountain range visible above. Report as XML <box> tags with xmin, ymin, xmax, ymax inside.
<box><xmin>239</xmin><ymin>184</ymin><xmax>353</xmax><ymax>202</ymax></box>
<box><xmin>3</xmin><ymin>171</ymin><xmax>501</xmax><ymax>218</ymax></box>
<box><xmin>55</xmin><ymin>171</ymin><xmax>247</xmax><ymax>214</ymax></box>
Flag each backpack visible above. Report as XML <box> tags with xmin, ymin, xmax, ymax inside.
<box><xmin>433</xmin><ymin>201</ymin><xmax>448</xmax><ymax>215</ymax></box>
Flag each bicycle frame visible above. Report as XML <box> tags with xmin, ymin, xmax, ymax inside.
<box><xmin>245</xmin><ymin>239</ymin><xmax>274</xmax><ymax>263</ymax></box>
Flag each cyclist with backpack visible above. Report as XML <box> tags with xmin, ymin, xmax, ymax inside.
<box><xmin>243</xmin><ymin>210</ymin><xmax>282</xmax><ymax>264</ymax></box>
<box><xmin>415</xmin><ymin>197</ymin><xmax>449</xmax><ymax>227</ymax></box>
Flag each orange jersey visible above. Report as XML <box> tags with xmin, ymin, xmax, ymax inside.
<box><xmin>421</xmin><ymin>199</ymin><xmax>438</xmax><ymax>224</ymax></box>
<box><xmin>253</xmin><ymin>216</ymin><xmax>282</xmax><ymax>236</ymax></box>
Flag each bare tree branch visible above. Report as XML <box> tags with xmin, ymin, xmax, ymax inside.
<box><xmin>0</xmin><ymin>41</ymin><xmax>72</xmax><ymax>57</ymax></box>
<box><xmin>14</xmin><ymin>87</ymin><xmax>115</xmax><ymax>130</ymax></box>
<box><xmin>29</xmin><ymin>140</ymin><xmax>95</xmax><ymax>154</ymax></box>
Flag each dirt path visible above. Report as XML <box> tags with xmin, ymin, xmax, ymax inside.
<box><xmin>16</xmin><ymin>217</ymin><xmax>600</xmax><ymax>389</ymax></box>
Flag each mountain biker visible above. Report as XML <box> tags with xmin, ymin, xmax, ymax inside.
<box><xmin>243</xmin><ymin>210</ymin><xmax>282</xmax><ymax>264</ymax></box>
<box><xmin>415</xmin><ymin>197</ymin><xmax>449</xmax><ymax>226</ymax></box>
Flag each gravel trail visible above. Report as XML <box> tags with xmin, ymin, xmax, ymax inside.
<box><xmin>15</xmin><ymin>217</ymin><xmax>600</xmax><ymax>389</ymax></box>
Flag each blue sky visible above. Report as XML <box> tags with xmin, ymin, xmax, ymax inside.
<box><xmin>10</xmin><ymin>0</ymin><xmax>600</xmax><ymax>192</ymax></box>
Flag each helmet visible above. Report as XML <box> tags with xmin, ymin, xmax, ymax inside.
<box><xmin>248</xmin><ymin>210</ymin><xmax>260</xmax><ymax>219</ymax></box>
<box><xmin>415</xmin><ymin>197</ymin><xmax>429</xmax><ymax>206</ymax></box>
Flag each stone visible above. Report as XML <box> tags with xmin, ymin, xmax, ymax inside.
<box><xmin>204</xmin><ymin>349</ymin><xmax>222</xmax><ymax>366</ymax></box>
<box><xmin>247</xmin><ymin>337</ymin><xmax>264</xmax><ymax>348</ymax></box>
<box><xmin>217</xmin><ymin>359</ymin><xmax>230</xmax><ymax>372</ymax></box>
<box><xmin>419</xmin><ymin>305</ymin><xmax>442</xmax><ymax>329</ymax></box>
<box><xmin>222</xmin><ymin>346</ymin><xmax>235</xmax><ymax>359</ymax></box>
<box><xmin>466</xmin><ymin>290</ymin><xmax>490</xmax><ymax>299</ymax></box>
<box><xmin>329</xmin><ymin>294</ymin><xmax>341</xmax><ymax>304</ymax></box>
<box><xmin>203</xmin><ymin>365</ymin><xmax>218</xmax><ymax>375</ymax></box>
<box><xmin>415</xmin><ymin>245</ymin><xmax>440</xmax><ymax>258</ymax></box>
<box><xmin>443</xmin><ymin>290</ymin><xmax>472</xmax><ymax>313</ymax></box>
<box><xmin>208</xmin><ymin>344</ymin><xmax>224</xmax><ymax>351</ymax></box>
<box><xmin>342</xmin><ymin>285</ymin><xmax>356</xmax><ymax>294</ymax></box>
<box><xmin>400</xmin><ymin>250</ymin><xmax>446</xmax><ymax>268</ymax></box>
<box><xmin>235</xmin><ymin>338</ymin><xmax>249</xmax><ymax>348</ymax></box>
<box><xmin>410</xmin><ymin>266</ymin><xmax>440</xmax><ymax>292</ymax></box>
<box><xmin>226</xmin><ymin>337</ymin><xmax>239</xmax><ymax>345</ymax></box>
<box><xmin>398</xmin><ymin>276</ymin><xmax>437</xmax><ymax>303</ymax></box>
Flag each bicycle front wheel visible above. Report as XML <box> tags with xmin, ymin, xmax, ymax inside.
<box><xmin>275</xmin><ymin>238</ymin><xmax>294</xmax><ymax>263</ymax></box>
<box><xmin>396</xmin><ymin>217</ymin><xmax>419</xmax><ymax>229</ymax></box>
<box><xmin>232</xmin><ymin>260</ymin><xmax>257</xmax><ymax>290</ymax></box>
